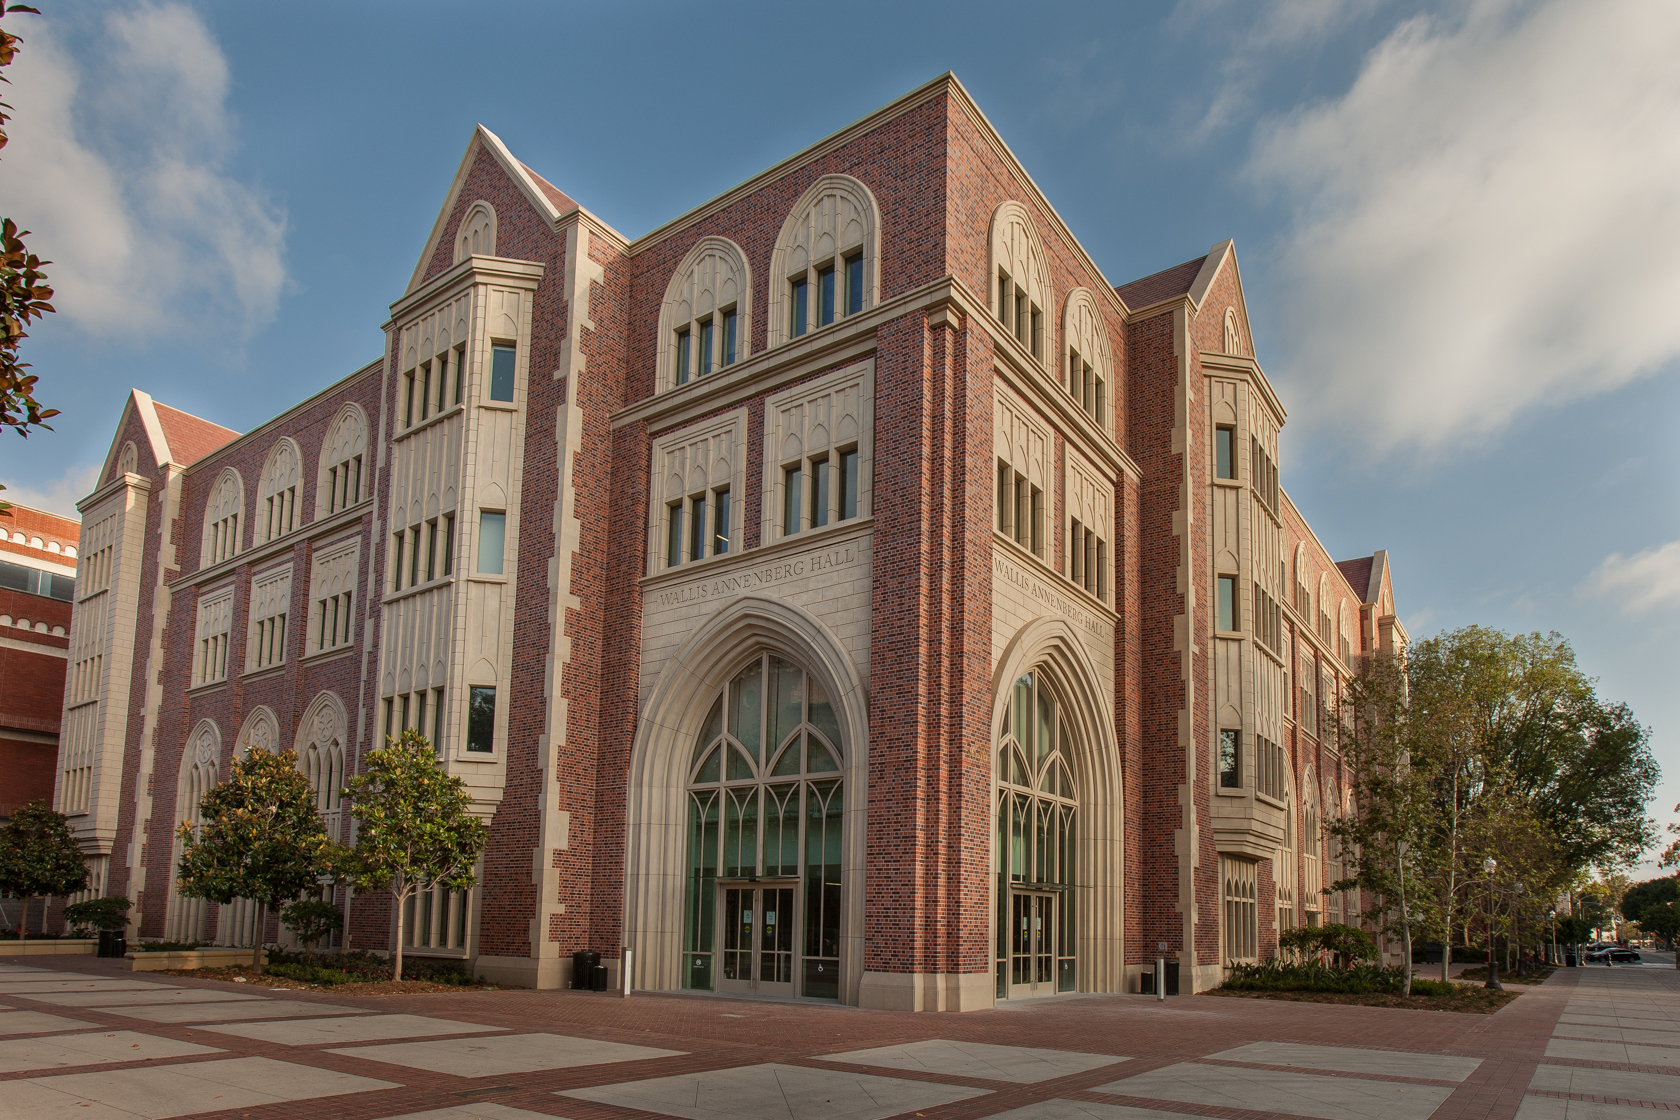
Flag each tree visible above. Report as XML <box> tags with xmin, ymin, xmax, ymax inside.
<box><xmin>0</xmin><ymin>4</ymin><xmax>57</xmax><ymax>516</ymax></box>
<box><xmin>62</xmin><ymin>895</ymin><xmax>130</xmax><ymax>938</ymax></box>
<box><xmin>0</xmin><ymin>801</ymin><xmax>87</xmax><ymax>937</ymax></box>
<box><xmin>337</xmin><ymin>729</ymin><xmax>488</xmax><ymax>983</ymax></box>
<box><xmin>175</xmin><ymin>747</ymin><xmax>330</xmax><ymax>973</ymax></box>
<box><xmin>280</xmin><ymin>898</ymin><xmax>342</xmax><ymax>957</ymax></box>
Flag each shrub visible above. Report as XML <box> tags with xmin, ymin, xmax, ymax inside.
<box><xmin>1278</xmin><ymin>923</ymin><xmax>1377</xmax><ymax>964</ymax></box>
<box><xmin>63</xmin><ymin>896</ymin><xmax>131</xmax><ymax>937</ymax></box>
<box><xmin>135</xmin><ymin>939</ymin><xmax>210</xmax><ymax>952</ymax></box>
<box><xmin>263</xmin><ymin>947</ymin><xmax>477</xmax><ymax>985</ymax></box>
<box><xmin>1224</xmin><ymin>958</ymin><xmax>1410</xmax><ymax>993</ymax></box>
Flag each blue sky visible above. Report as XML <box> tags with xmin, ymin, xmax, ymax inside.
<box><xmin>2</xmin><ymin>1</ymin><xmax>1676</xmax><ymax>874</ymax></box>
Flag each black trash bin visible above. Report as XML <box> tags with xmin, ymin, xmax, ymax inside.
<box><xmin>572</xmin><ymin>950</ymin><xmax>600</xmax><ymax>990</ymax></box>
<box><xmin>1565</xmin><ymin>952</ymin><xmax>1577</xmax><ymax>968</ymax></box>
<box><xmin>589</xmin><ymin>963</ymin><xmax>610</xmax><ymax>991</ymax></box>
<box><xmin>1165</xmin><ymin>961</ymin><xmax>1180</xmax><ymax>996</ymax></box>
<box><xmin>97</xmin><ymin>929</ymin><xmax>126</xmax><ymax>959</ymax></box>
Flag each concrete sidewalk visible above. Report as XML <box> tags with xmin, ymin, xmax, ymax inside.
<box><xmin>0</xmin><ymin>952</ymin><xmax>1662</xmax><ymax>1120</ymax></box>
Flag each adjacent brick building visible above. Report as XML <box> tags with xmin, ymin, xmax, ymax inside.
<box><xmin>59</xmin><ymin>74</ymin><xmax>1406</xmax><ymax>1004</ymax></box>
<box><xmin>1</xmin><ymin>502</ymin><xmax>79</xmax><ymax>827</ymax></box>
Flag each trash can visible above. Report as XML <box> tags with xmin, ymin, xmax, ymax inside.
<box><xmin>1565</xmin><ymin>952</ymin><xmax>1577</xmax><ymax>968</ymax></box>
<box><xmin>589</xmin><ymin>963</ymin><xmax>609</xmax><ymax>991</ymax></box>
<box><xmin>1165</xmin><ymin>961</ymin><xmax>1180</xmax><ymax>996</ymax></box>
<box><xmin>571</xmin><ymin>950</ymin><xmax>600</xmax><ymax>990</ymax></box>
<box><xmin>97</xmin><ymin>929</ymin><xmax>126</xmax><ymax>959</ymax></box>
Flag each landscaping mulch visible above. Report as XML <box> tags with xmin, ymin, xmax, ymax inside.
<box><xmin>158</xmin><ymin>964</ymin><xmax>508</xmax><ymax>995</ymax></box>
<box><xmin>1455</xmin><ymin>966</ymin><xmax>1556</xmax><ymax>985</ymax></box>
<box><xmin>1207</xmin><ymin>985</ymin><xmax>1521</xmax><ymax>1013</ymax></box>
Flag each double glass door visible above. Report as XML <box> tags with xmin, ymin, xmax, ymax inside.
<box><xmin>1008</xmin><ymin>891</ymin><xmax>1068</xmax><ymax>998</ymax></box>
<box><xmin>720</xmin><ymin>885</ymin><xmax>795</xmax><ymax>995</ymax></box>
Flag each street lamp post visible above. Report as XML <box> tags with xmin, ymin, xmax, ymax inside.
<box><xmin>1514</xmin><ymin>883</ymin><xmax>1524</xmax><ymax>975</ymax></box>
<box><xmin>1484</xmin><ymin>857</ymin><xmax>1501</xmax><ymax>990</ymax></box>
<box><xmin>1549</xmin><ymin>909</ymin><xmax>1557</xmax><ymax>966</ymax></box>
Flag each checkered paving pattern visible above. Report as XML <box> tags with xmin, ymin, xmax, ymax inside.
<box><xmin>0</xmin><ymin>954</ymin><xmax>1672</xmax><ymax>1120</ymax></box>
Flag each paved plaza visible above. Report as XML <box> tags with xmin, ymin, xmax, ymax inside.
<box><xmin>0</xmin><ymin>955</ymin><xmax>1671</xmax><ymax>1120</ymax></box>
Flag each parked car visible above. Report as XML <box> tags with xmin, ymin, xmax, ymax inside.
<box><xmin>1585</xmin><ymin>948</ymin><xmax>1643</xmax><ymax>963</ymax></box>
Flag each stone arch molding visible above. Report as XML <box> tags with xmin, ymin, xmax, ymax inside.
<box><xmin>315</xmin><ymin>404</ymin><xmax>369</xmax><ymax>518</ymax></box>
<box><xmin>766</xmin><ymin>174</ymin><xmax>881</xmax><ymax>349</ymax></box>
<box><xmin>456</xmin><ymin>201</ymin><xmax>496</xmax><ymax>262</ymax></box>
<box><xmin>201</xmin><ymin>467</ymin><xmax>245</xmax><ymax>567</ymax></box>
<box><xmin>235</xmin><ymin>706</ymin><xmax>280</xmax><ymax>756</ymax></box>
<box><xmin>1062</xmin><ymin>287</ymin><xmax>1114</xmax><ymax>431</ymax></box>
<box><xmin>117</xmin><ymin>441</ymin><xmax>138</xmax><ymax>477</ymax></box>
<box><xmin>990</xmin><ymin>615</ymin><xmax>1124</xmax><ymax>995</ymax></box>
<box><xmin>165</xmin><ymin>720</ymin><xmax>222</xmax><ymax>942</ymax></box>
<box><xmin>989</xmin><ymin>200</ymin><xmax>1053</xmax><ymax>363</ymax></box>
<box><xmin>624</xmin><ymin>593</ymin><xmax>868</xmax><ymax>1001</ymax></box>
<box><xmin>257</xmin><ymin>437</ymin><xmax>303</xmax><ymax>543</ymax></box>
<box><xmin>296</xmin><ymin>691</ymin><xmax>348</xmax><ymax>817</ymax></box>
<box><xmin>657</xmin><ymin>236</ymin><xmax>753</xmax><ymax>390</ymax></box>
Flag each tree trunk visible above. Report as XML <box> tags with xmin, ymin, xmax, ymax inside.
<box><xmin>1398</xmin><ymin>856</ymin><xmax>1412</xmax><ymax>997</ymax></box>
<box><xmin>392</xmin><ymin>888</ymin><xmax>405</xmax><ymax>985</ymax></box>
<box><xmin>252</xmin><ymin>902</ymin><xmax>265</xmax><ymax>974</ymax></box>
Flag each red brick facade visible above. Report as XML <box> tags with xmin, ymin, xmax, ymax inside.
<box><xmin>60</xmin><ymin>75</ymin><xmax>1399</xmax><ymax>1001</ymax></box>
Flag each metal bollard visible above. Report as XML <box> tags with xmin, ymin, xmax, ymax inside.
<box><xmin>1155</xmin><ymin>957</ymin><xmax>1165</xmax><ymax>1002</ymax></box>
<box><xmin>622</xmin><ymin>947</ymin><xmax>633</xmax><ymax>997</ymax></box>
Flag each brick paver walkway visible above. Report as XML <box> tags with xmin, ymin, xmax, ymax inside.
<box><xmin>0</xmin><ymin>952</ymin><xmax>1672</xmax><ymax>1120</ymax></box>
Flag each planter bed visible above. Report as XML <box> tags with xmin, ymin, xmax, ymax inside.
<box><xmin>1208</xmin><ymin>985</ymin><xmax>1520</xmax><ymax>1013</ymax></box>
<box><xmin>126</xmin><ymin>948</ymin><xmax>266</xmax><ymax>972</ymax></box>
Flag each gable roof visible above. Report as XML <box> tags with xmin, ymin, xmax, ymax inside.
<box><xmin>1115</xmin><ymin>256</ymin><xmax>1207</xmax><ymax>310</ymax></box>
<box><xmin>520</xmin><ymin>162</ymin><xmax>576</xmax><ymax>215</ymax></box>
<box><xmin>1335</xmin><ymin>556</ymin><xmax>1375</xmax><ymax>602</ymax></box>
<box><xmin>151</xmin><ymin>402</ymin><xmax>239</xmax><ymax>467</ymax></box>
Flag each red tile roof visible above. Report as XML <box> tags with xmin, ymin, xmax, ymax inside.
<box><xmin>1115</xmin><ymin>256</ymin><xmax>1207</xmax><ymax>310</ymax></box>
<box><xmin>152</xmin><ymin>402</ymin><xmax>239</xmax><ymax>467</ymax></box>
<box><xmin>1336</xmin><ymin>557</ymin><xmax>1374</xmax><ymax>602</ymax></box>
<box><xmin>520</xmin><ymin>163</ymin><xmax>577</xmax><ymax>215</ymax></box>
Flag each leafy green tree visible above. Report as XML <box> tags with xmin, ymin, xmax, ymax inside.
<box><xmin>280</xmin><ymin>898</ymin><xmax>342</xmax><ymax>957</ymax></box>
<box><xmin>0</xmin><ymin>4</ymin><xmax>56</xmax><ymax>516</ymax></box>
<box><xmin>175</xmin><ymin>748</ymin><xmax>330</xmax><ymax>973</ymax></box>
<box><xmin>1279</xmin><ymin>922</ymin><xmax>1376</xmax><ymax>967</ymax></box>
<box><xmin>0</xmin><ymin>801</ymin><xmax>88</xmax><ymax>936</ymax></box>
<box><xmin>62</xmin><ymin>895</ymin><xmax>130</xmax><ymax>937</ymax></box>
<box><xmin>337</xmin><ymin>729</ymin><xmax>488</xmax><ymax>982</ymax></box>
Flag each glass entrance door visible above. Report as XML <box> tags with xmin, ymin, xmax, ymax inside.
<box><xmin>1009</xmin><ymin>891</ymin><xmax>1060</xmax><ymax>998</ymax></box>
<box><xmin>719</xmin><ymin>885</ymin><xmax>795</xmax><ymax>996</ymax></box>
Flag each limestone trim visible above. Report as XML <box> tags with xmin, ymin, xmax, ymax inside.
<box><xmin>657</xmin><ymin>236</ymin><xmax>753</xmax><ymax>391</ymax></box>
<box><xmin>765</xmin><ymin>175</ymin><xmax>881</xmax><ymax>351</ymax></box>
<box><xmin>256</xmin><ymin>438</ymin><xmax>304</xmax><ymax>543</ymax></box>
<box><xmin>296</xmin><ymin>691</ymin><xmax>348</xmax><ymax>827</ymax></box>
<box><xmin>174</xmin><ymin>499</ymin><xmax>370</xmax><ymax>593</ymax></box>
<box><xmin>760</xmin><ymin>361</ymin><xmax>874</xmax><ymax>547</ymax></box>
<box><xmin>647</xmin><ymin>409</ymin><xmax>748</xmax><ymax>576</ymax></box>
<box><xmin>163</xmin><ymin>718</ymin><xmax>220</xmax><ymax>943</ymax></box>
<box><xmin>455</xmin><ymin>201</ymin><xmax>496</xmax><ymax>263</ymax></box>
<box><xmin>989</xmin><ymin>616</ymin><xmax>1123</xmax><ymax>996</ymax></box>
<box><xmin>624</xmin><ymin>594</ymin><xmax>868</xmax><ymax>1004</ymax></box>
<box><xmin>315</xmin><ymin>404</ymin><xmax>369</xmax><ymax>519</ymax></box>
<box><xmin>1061</xmin><ymin>287</ymin><xmax>1114</xmax><ymax>435</ymax></box>
<box><xmin>200</xmin><ymin>468</ymin><xmax>245</xmax><ymax>568</ymax></box>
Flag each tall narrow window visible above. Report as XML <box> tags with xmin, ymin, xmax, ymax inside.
<box><xmin>420</xmin><ymin>362</ymin><xmax>432</xmax><ymax>420</ymax></box>
<box><xmin>713</xmin><ymin>489</ymin><xmax>731</xmax><ymax>555</ymax></box>
<box><xmin>838</xmin><ymin>449</ymin><xmax>858</xmax><ymax>520</ymax></box>
<box><xmin>845</xmin><ymin>252</ymin><xmax>863</xmax><ymax>316</ymax></box>
<box><xmin>811</xmin><ymin>457</ymin><xmax>830</xmax><ymax>528</ymax></box>
<box><xmin>477</xmin><ymin>511</ymin><xmax>506</xmax><ymax>575</ymax></box>
<box><xmin>698</xmin><ymin>319</ymin><xmax>714</xmax><ymax>378</ymax></box>
<box><xmin>408</xmin><ymin>526</ymin><xmax>421</xmax><ymax>588</ymax></box>
<box><xmin>391</xmin><ymin>532</ymin><xmax>405</xmax><ymax>592</ymax></box>
<box><xmin>666</xmin><ymin>503</ymin><xmax>683</xmax><ymax>568</ymax></box>
<box><xmin>818</xmin><ymin>264</ymin><xmax>836</xmax><ymax>327</ymax></box>
<box><xmin>436</xmin><ymin>352</ymin><xmax>450</xmax><ymax>412</ymax></box>
<box><xmin>467</xmin><ymin>686</ymin><xmax>495</xmax><ymax>753</ymax></box>
<box><xmin>1219</xmin><ymin>730</ymin><xmax>1241</xmax><ymax>789</ymax></box>
<box><xmin>1215</xmin><ymin>426</ymin><xmax>1235</xmax><ymax>480</ymax></box>
<box><xmin>998</xmin><ymin>269</ymin><xmax>1011</xmax><ymax>326</ymax></box>
<box><xmin>721</xmin><ymin>309</ymin><xmax>737</xmax><ymax>367</ymax></box>
<box><xmin>783</xmin><ymin>464</ymin><xmax>803</xmax><ymax>535</ymax></box>
<box><xmin>489</xmin><ymin>344</ymin><xmax>516</xmax><ymax>402</ymax></box>
<box><xmin>997</xmin><ymin>461</ymin><xmax>1014</xmax><ymax>537</ymax></box>
<box><xmin>790</xmin><ymin>278</ymin><xmax>808</xmax><ymax>338</ymax></box>
<box><xmin>1031</xmin><ymin>306</ymin><xmax>1043</xmax><ymax>359</ymax></box>
<box><xmin>1070</xmin><ymin>522</ymin><xmax>1086</xmax><ymax>587</ymax></box>
<box><xmin>1218</xmin><ymin>575</ymin><xmax>1237</xmax><ymax>631</ymax></box>
<box><xmin>425</xmin><ymin>519</ymin><xmax>439</xmax><ymax>582</ymax></box>
<box><xmin>689</xmin><ymin>494</ymin><xmax>707</xmax><ymax>562</ymax></box>
<box><xmin>453</xmin><ymin>346</ymin><xmax>466</xmax><ymax>405</ymax></box>
<box><xmin>1015</xmin><ymin>290</ymin><xmax>1028</xmax><ymax>344</ymax></box>
<box><xmin>404</xmin><ymin>372</ymin><xmax>415</xmax><ymax>427</ymax></box>
<box><xmin>432</xmin><ymin>688</ymin><xmax>446</xmax><ymax>752</ymax></box>
<box><xmin>1030</xmin><ymin>485</ymin><xmax>1043</xmax><ymax>555</ymax></box>
<box><xmin>441</xmin><ymin>513</ymin><xmax>455</xmax><ymax>576</ymax></box>
<box><xmin>1096</xmin><ymin>540</ymin><xmax>1108</xmax><ymax>601</ymax></box>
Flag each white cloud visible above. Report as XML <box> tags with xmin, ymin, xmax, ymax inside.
<box><xmin>1247</xmin><ymin>0</ymin><xmax>1680</xmax><ymax>456</ymax></box>
<box><xmin>0</xmin><ymin>462</ymin><xmax>100</xmax><ymax>519</ymax></box>
<box><xmin>0</xmin><ymin>5</ymin><xmax>285</xmax><ymax>337</ymax></box>
<box><xmin>1587</xmin><ymin>540</ymin><xmax>1680</xmax><ymax>615</ymax></box>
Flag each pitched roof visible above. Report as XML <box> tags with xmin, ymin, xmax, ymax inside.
<box><xmin>520</xmin><ymin>162</ymin><xmax>577</xmax><ymax>215</ymax></box>
<box><xmin>151</xmin><ymin>402</ymin><xmax>239</xmax><ymax>467</ymax></box>
<box><xmin>1115</xmin><ymin>256</ymin><xmax>1208</xmax><ymax>310</ymax></box>
<box><xmin>1336</xmin><ymin>556</ymin><xmax>1375</xmax><ymax>602</ymax></box>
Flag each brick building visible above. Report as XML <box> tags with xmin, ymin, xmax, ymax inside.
<box><xmin>1</xmin><ymin>502</ymin><xmax>79</xmax><ymax>827</ymax></box>
<box><xmin>59</xmin><ymin>74</ymin><xmax>1405</xmax><ymax>1004</ymax></box>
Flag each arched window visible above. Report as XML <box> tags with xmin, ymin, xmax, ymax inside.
<box><xmin>1275</xmin><ymin>769</ymin><xmax>1295</xmax><ymax>935</ymax></box>
<box><xmin>1302</xmin><ymin>771</ymin><xmax>1321</xmax><ymax>923</ymax></box>
<box><xmin>296</xmin><ymin>692</ymin><xmax>347</xmax><ymax>825</ymax></box>
<box><xmin>165</xmin><ymin>721</ymin><xmax>220</xmax><ymax>943</ymax></box>
<box><xmin>1317</xmin><ymin>574</ymin><xmax>1332</xmax><ymax>644</ymax></box>
<box><xmin>1224</xmin><ymin>307</ymin><xmax>1242</xmax><ymax>355</ymax></box>
<box><xmin>316</xmin><ymin>405</ymin><xmax>368</xmax><ymax>518</ymax></box>
<box><xmin>1326</xmin><ymin>779</ymin><xmax>1343</xmax><ymax>924</ymax></box>
<box><xmin>995</xmin><ymin>671</ymin><xmax>1077</xmax><ymax>998</ymax></box>
<box><xmin>455</xmin><ymin>202</ymin><xmax>496</xmax><ymax>262</ymax></box>
<box><xmin>1338</xmin><ymin>600</ymin><xmax>1353</xmax><ymax>668</ymax></box>
<box><xmin>989</xmin><ymin>201</ymin><xmax>1052</xmax><ymax>366</ymax></box>
<box><xmin>201</xmin><ymin>468</ymin><xmax>244</xmax><ymax>567</ymax></box>
<box><xmin>1062</xmin><ymin>288</ymin><xmax>1113</xmax><ymax>431</ymax></box>
<box><xmin>1293</xmin><ymin>542</ymin><xmax>1310</xmax><ymax>617</ymax></box>
<box><xmin>257</xmin><ymin>438</ymin><xmax>302</xmax><ymax>543</ymax></box>
<box><xmin>660</xmin><ymin>237</ymin><xmax>752</xmax><ymax>390</ymax></box>
<box><xmin>766</xmin><ymin>175</ymin><xmax>880</xmax><ymax>349</ymax></box>
<box><xmin>117</xmin><ymin>441</ymin><xmax>138</xmax><ymax>477</ymax></box>
<box><xmin>682</xmin><ymin>654</ymin><xmax>844</xmax><ymax>999</ymax></box>
<box><xmin>235</xmin><ymin>706</ymin><xmax>278</xmax><ymax>757</ymax></box>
